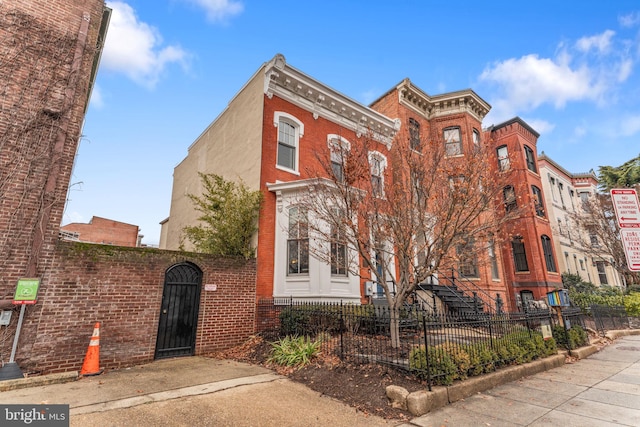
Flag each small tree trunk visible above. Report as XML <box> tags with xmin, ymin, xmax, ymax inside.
<box><xmin>389</xmin><ymin>307</ymin><xmax>401</xmax><ymax>348</ymax></box>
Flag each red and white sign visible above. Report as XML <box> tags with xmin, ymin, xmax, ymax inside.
<box><xmin>620</xmin><ymin>229</ymin><xmax>640</xmax><ymax>272</ymax></box>
<box><xmin>611</xmin><ymin>188</ymin><xmax>640</xmax><ymax>228</ymax></box>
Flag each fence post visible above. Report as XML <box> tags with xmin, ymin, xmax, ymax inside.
<box><xmin>422</xmin><ymin>315</ymin><xmax>432</xmax><ymax>392</ymax></box>
<box><xmin>496</xmin><ymin>293</ymin><xmax>503</xmax><ymax>314</ymax></box>
<box><xmin>523</xmin><ymin>302</ymin><xmax>532</xmax><ymax>338</ymax></box>
<box><xmin>339</xmin><ymin>300</ymin><xmax>344</xmax><ymax>361</ymax></box>
<box><xmin>473</xmin><ymin>292</ymin><xmax>479</xmax><ymax>315</ymax></box>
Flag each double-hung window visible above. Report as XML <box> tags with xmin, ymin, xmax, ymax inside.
<box><xmin>287</xmin><ymin>207</ymin><xmax>309</xmax><ymax>275</ymax></box>
<box><xmin>532</xmin><ymin>185</ymin><xmax>545</xmax><ymax>217</ymax></box>
<box><xmin>275</xmin><ymin>112</ymin><xmax>304</xmax><ymax>173</ymax></box>
<box><xmin>328</xmin><ymin>135</ymin><xmax>350</xmax><ymax>183</ymax></box>
<box><xmin>503</xmin><ymin>185</ymin><xmax>517</xmax><ymax>212</ymax></box>
<box><xmin>524</xmin><ymin>145</ymin><xmax>536</xmax><ymax>173</ymax></box>
<box><xmin>512</xmin><ymin>238</ymin><xmax>529</xmax><ymax>272</ymax></box>
<box><xmin>497</xmin><ymin>145</ymin><xmax>510</xmax><ymax>171</ymax></box>
<box><xmin>330</xmin><ymin>216</ymin><xmax>348</xmax><ymax>276</ymax></box>
<box><xmin>457</xmin><ymin>237</ymin><xmax>479</xmax><ymax>278</ymax></box>
<box><xmin>541</xmin><ymin>235</ymin><xmax>556</xmax><ymax>272</ymax></box>
<box><xmin>369</xmin><ymin>152</ymin><xmax>386</xmax><ymax>198</ymax></box>
<box><xmin>596</xmin><ymin>261</ymin><xmax>608</xmax><ymax>285</ymax></box>
<box><xmin>444</xmin><ymin>127</ymin><xmax>462</xmax><ymax>156</ymax></box>
<box><xmin>409</xmin><ymin>118</ymin><xmax>421</xmax><ymax>151</ymax></box>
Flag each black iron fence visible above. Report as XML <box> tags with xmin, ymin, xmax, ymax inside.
<box><xmin>590</xmin><ymin>304</ymin><xmax>630</xmax><ymax>335</ymax></box>
<box><xmin>257</xmin><ymin>298</ymin><xmax>581</xmax><ymax>390</ymax></box>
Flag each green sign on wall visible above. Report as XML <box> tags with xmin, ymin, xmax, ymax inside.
<box><xmin>13</xmin><ymin>278</ymin><xmax>40</xmax><ymax>305</ymax></box>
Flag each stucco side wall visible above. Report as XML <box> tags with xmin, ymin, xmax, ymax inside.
<box><xmin>161</xmin><ymin>69</ymin><xmax>266</xmax><ymax>250</ymax></box>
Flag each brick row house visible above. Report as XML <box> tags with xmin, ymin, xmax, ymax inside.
<box><xmin>538</xmin><ymin>153</ymin><xmax>623</xmax><ymax>288</ymax></box>
<box><xmin>484</xmin><ymin>119</ymin><xmax>563</xmax><ymax>308</ymax></box>
<box><xmin>160</xmin><ymin>54</ymin><xmax>570</xmax><ymax>312</ymax></box>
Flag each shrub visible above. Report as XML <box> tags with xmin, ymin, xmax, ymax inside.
<box><xmin>267</xmin><ymin>335</ymin><xmax>321</xmax><ymax>367</ymax></box>
<box><xmin>624</xmin><ymin>292</ymin><xmax>640</xmax><ymax>316</ymax></box>
<box><xmin>279</xmin><ymin>308</ymin><xmax>311</xmax><ymax>336</ymax></box>
<box><xmin>409</xmin><ymin>345</ymin><xmax>457</xmax><ymax>385</ymax></box>
<box><xmin>439</xmin><ymin>343</ymin><xmax>471</xmax><ymax>380</ymax></box>
<box><xmin>552</xmin><ymin>325</ymin><xmax>588</xmax><ymax>349</ymax></box>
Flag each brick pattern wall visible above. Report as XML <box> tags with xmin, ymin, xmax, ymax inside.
<box><xmin>12</xmin><ymin>241</ymin><xmax>256</xmax><ymax>375</ymax></box>
<box><xmin>0</xmin><ymin>0</ymin><xmax>106</xmax><ymax>301</ymax></box>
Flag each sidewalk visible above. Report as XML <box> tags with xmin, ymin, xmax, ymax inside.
<box><xmin>0</xmin><ymin>357</ymin><xmax>396</xmax><ymax>427</ymax></box>
<box><xmin>1</xmin><ymin>334</ymin><xmax>639</xmax><ymax>426</ymax></box>
<box><xmin>405</xmin><ymin>333</ymin><xmax>640</xmax><ymax>426</ymax></box>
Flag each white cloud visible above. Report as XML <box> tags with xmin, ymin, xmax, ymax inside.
<box><xmin>523</xmin><ymin>118</ymin><xmax>555</xmax><ymax>135</ymax></box>
<box><xmin>618</xmin><ymin>58</ymin><xmax>633</xmax><ymax>82</ymax></box>
<box><xmin>619</xmin><ymin>114</ymin><xmax>640</xmax><ymax>136</ymax></box>
<box><xmin>575</xmin><ymin>30</ymin><xmax>615</xmax><ymax>54</ymax></box>
<box><xmin>184</xmin><ymin>0</ymin><xmax>244</xmax><ymax>22</ymax></box>
<box><xmin>619</xmin><ymin>12</ymin><xmax>640</xmax><ymax>28</ymax></box>
<box><xmin>479</xmin><ymin>28</ymin><xmax>634</xmax><ymax>119</ymax></box>
<box><xmin>573</xmin><ymin>125</ymin><xmax>587</xmax><ymax>138</ymax></box>
<box><xmin>103</xmin><ymin>2</ymin><xmax>189</xmax><ymax>88</ymax></box>
<box><xmin>480</xmin><ymin>54</ymin><xmax>599</xmax><ymax>112</ymax></box>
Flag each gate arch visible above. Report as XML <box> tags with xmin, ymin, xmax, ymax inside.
<box><xmin>155</xmin><ymin>262</ymin><xmax>203</xmax><ymax>359</ymax></box>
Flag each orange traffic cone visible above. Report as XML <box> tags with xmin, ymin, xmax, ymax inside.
<box><xmin>80</xmin><ymin>322</ymin><xmax>103</xmax><ymax>376</ymax></box>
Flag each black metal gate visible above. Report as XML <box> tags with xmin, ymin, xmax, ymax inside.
<box><xmin>155</xmin><ymin>263</ymin><xmax>202</xmax><ymax>359</ymax></box>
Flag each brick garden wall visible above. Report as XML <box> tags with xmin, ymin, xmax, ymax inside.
<box><xmin>12</xmin><ymin>241</ymin><xmax>256</xmax><ymax>375</ymax></box>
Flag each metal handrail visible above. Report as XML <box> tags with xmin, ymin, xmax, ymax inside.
<box><xmin>438</xmin><ymin>268</ymin><xmax>499</xmax><ymax>314</ymax></box>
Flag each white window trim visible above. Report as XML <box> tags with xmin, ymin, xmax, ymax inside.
<box><xmin>274</xmin><ymin>111</ymin><xmax>304</xmax><ymax>174</ymax></box>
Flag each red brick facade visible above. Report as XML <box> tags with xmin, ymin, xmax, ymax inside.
<box><xmin>256</xmin><ymin>95</ymin><xmax>364</xmax><ymax>299</ymax></box>
<box><xmin>486</xmin><ymin>119</ymin><xmax>562</xmax><ymax>308</ymax></box>
<box><xmin>61</xmin><ymin>216</ymin><xmax>141</xmax><ymax>247</ymax></box>
<box><xmin>16</xmin><ymin>241</ymin><xmax>256</xmax><ymax>375</ymax></box>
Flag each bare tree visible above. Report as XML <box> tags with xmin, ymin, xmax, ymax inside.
<box><xmin>295</xmin><ymin>127</ymin><xmax>514</xmax><ymax>347</ymax></box>
<box><xmin>569</xmin><ymin>192</ymin><xmax>640</xmax><ymax>288</ymax></box>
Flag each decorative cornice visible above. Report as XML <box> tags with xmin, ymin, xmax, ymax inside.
<box><xmin>538</xmin><ymin>152</ymin><xmax>598</xmax><ymax>184</ymax></box>
<box><xmin>396</xmin><ymin>79</ymin><xmax>491</xmax><ymax>122</ymax></box>
<box><xmin>264</xmin><ymin>54</ymin><xmax>400</xmax><ymax>148</ymax></box>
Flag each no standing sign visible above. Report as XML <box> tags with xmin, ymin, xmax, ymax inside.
<box><xmin>611</xmin><ymin>188</ymin><xmax>640</xmax><ymax>271</ymax></box>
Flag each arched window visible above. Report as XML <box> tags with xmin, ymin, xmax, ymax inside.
<box><xmin>327</xmin><ymin>135</ymin><xmax>350</xmax><ymax>183</ymax></box>
<box><xmin>541</xmin><ymin>235</ymin><xmax>556</xmax><ymax>272</ymax></box>
<box><xmin>368</xmin><ymin>151</ymin><xmax>387</xmax><ymax>198</ymax></box>
<box><xmin>274</xmin><ymin>112</ymin><xmax>304</xmax><ymax>172</ymax></box>
<box><xmin>524</xmin><ymin>145</ymin><xmax>537</xmax><ymax>173</ymax></box>
<box><xmin>532</xmin><ymin>185</ymin><xmax>545</xmax><ymax>217</ymax></box>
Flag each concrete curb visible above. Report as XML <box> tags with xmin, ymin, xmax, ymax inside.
<box><xmin>569</xmin><ymin>344</ymin><xmax>599</xmax><ymax>359</ymax></box>
<box><xmin>605</xmin><ymin>329</ymin><xmax>640</xmax><ymax>340</ymax></box>
<box><xmin>0</xmin><ymin>371</ymin><xmax>78</xmax><ymax>392</ymax></box>
<box><xmin>391</xmin><ymin>354</ymin><xmax>566</xmax><ymax>417</ymax></box>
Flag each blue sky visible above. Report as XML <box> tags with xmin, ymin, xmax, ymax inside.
<box><xmin>66</xmin><ymin>0</ymin><xmax>640</xmax><ymax>245</ymax></box>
